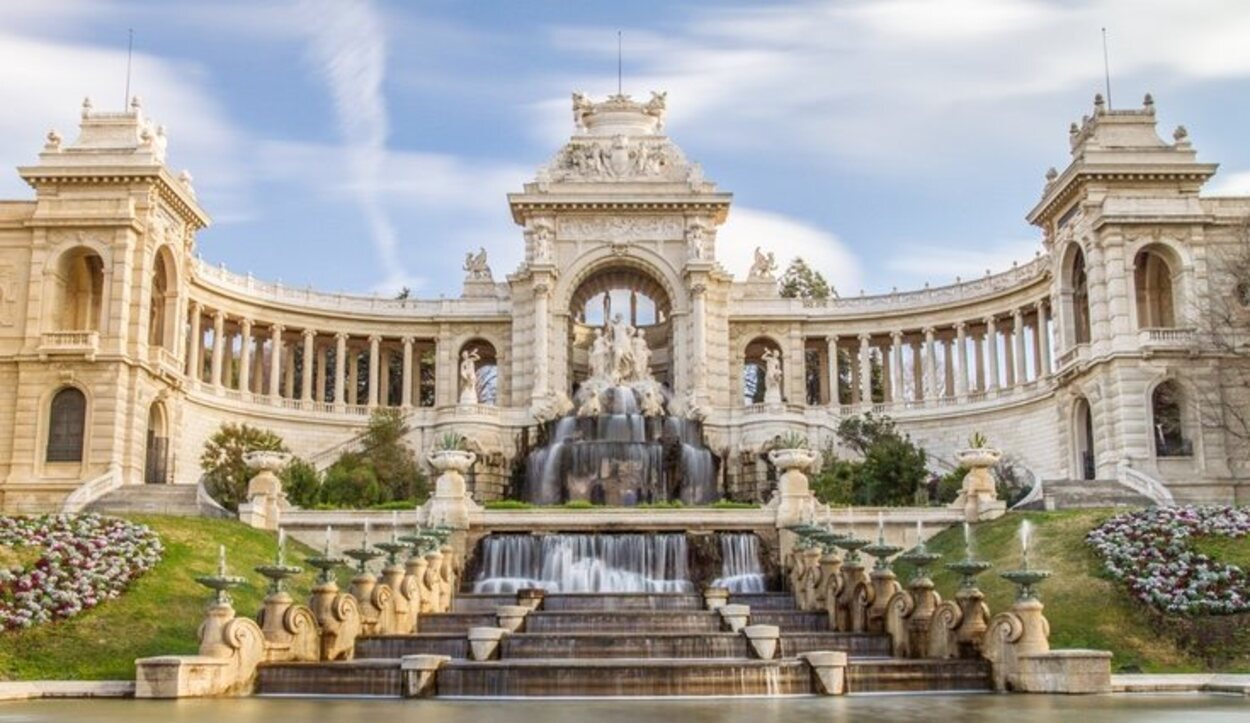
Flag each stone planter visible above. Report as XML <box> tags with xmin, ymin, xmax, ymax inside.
<box><xmin>244</xmin><ymin>450</ymin><xmax>293</xmax><ymax>474</ymax></box>
<box><xmin>955</xmin><ymin>447</ymin><xmax>1002</xmax><ymax>470</ymax></box>
<box><xmin>428</xmin><ymin>449</ymin><xmax>476</xmax><ymax>475</ymax></box>
<box><xmin>242</xmin><ymin>451</ymin><xmax>293</xmax><ymax>530</ymax></box>
<box><xmin>952</xmin><ymin>447</ymin><xmax>1002</xmax><ymax>521</ymax></box>
<box><xmin>769</xmin><ymin>447</ymin><xmax>818</xmax><ymax>528</ymax></box>
<box><xmin>425</xmin><ymin>449</ymin><xmax>478</xmax><ymax>529</ymax></box>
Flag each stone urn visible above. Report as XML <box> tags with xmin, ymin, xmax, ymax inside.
<box><xmin>769</xmin><ymin>447</ymin><xmax>818</xmax><ymax>529</ymax></box>
<box><xmin>426</xmin><ymin>449</ymin><xmax>478</xmax><ymax>530</ymax></box>
<box><xmin>242</xmin><ymin>451</ymin><xmax>293</xmax><ymax>530</ymax></box>
<box><xmin>952</xmin><ymin>447</ymin><xmax>1001</xmax><ymax>520</ymax></box>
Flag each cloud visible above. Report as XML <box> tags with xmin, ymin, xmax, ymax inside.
<box><xmin>1207</xmin><ymin>170</ymin><xmax>1250</xmax><ymax>197</ymax></box>
<box><xmin>294</xmin><ymin>0</ymin><xmax>410</xmax><ymax>290</ymax></box>
<box><xmin>716</xmin><ymin>207</ymin><xmax>862</xmax><ymax>294</ymax></box>
<box><xmin>883</xmin><ymin>239</ymin><xmax>1043</xmax><ymax>288</ymax></box>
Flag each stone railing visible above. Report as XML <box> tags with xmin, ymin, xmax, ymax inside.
<box><xmin>1116</xmin><ymin>461</ymin><xmax>1176</xmax><ymax>506</ymax></box>
<box><xmin>148</xmin><ymin>346</ymin><xmax>183</xmax><ymax>375</ymax></box>
<box><xmin>1138</xmin><ymin>327</ymin><xmax>1195</xmax><ymax>348</ymax></box>
<box><xmin>192</xmin><ymin>258</ymin><xmax>510</xmax><ymax>318</ymax></box>
<box><xmin>1054</xmin><ymin>342</ymin><xmax>1088</xmax><ymax>370</ymax></box>
<box><xmin>38</xmin><ymin>330</ymin><xmax>100</xmax><ymax>360</ymax></box>
<box><xmin>59</xmin><ymin>467</ymin><xmax>121</xmax><ymax>514</ymax></box>
<box><xmin>741</xmin><ymin>253</ymin><xmax>1051</xmax><ymax>314</ymax></box>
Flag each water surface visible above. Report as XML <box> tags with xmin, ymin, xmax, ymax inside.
<box><xmin>0</xmin><ymin>694</ymin><xmax>1246</xmax><ymax>722</ymax></box>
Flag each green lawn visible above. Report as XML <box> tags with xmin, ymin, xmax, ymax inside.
<box><xmin>894</xmin><ymin>510</ymin><xmax>1250</xmax><ymax>673</ymax></box>
<box><xmin>1192</xmin><ymin>533</ymin><xmax>1250</xmax><ymax>571</ymax></box>
<box><xmin>0</xmin><ymin>515</ymin><xmax>319</xmax><ymax>681</ymax></box>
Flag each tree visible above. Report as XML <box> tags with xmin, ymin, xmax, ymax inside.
<box><xmin>200</xmin><ymin>423</ymin><xmax>287</xmax><ymax>510</ymax></box>
<box><xmin>779</xmin><ymin>257</ymin><xmax>834</xmax><ymax>300</ymax></box>
<box><xmin>834</xmin><ymin>413</ymin><xmax>929</xmax><ymax>505</ymax></box>
<box><xmin>357</xmin><ymin>408</ymin><xmax>427</xmax><ymax>502</ymax></box>
<box><xmin>1198</xmin><ymin>224</ymin><xmax>1250</xmax><ymax>477</ymax></box>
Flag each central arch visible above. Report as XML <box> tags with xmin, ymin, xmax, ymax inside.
<box><xmin>567</xmin><ymin>263</ymin><xmax>674</xmax><ymax>392</ymax></box>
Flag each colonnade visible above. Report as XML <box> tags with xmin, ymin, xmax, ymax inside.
<box><xmin>817</xmin><ymin>300</ymin><xmax>1053</xmax><ymax>408</ymax></box>
<box><xmin>183</xmin><ymin>301</ymin><xmax>437</xmax><ymax>410</ymax></box>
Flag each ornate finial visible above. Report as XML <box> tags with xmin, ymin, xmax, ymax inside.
<box><xmin>44</xmin><ymin>129</ymin><xmax>62</xmax><ymax>151</ymax></box>
<box><xmin>1044</xmin><ymin>167</ymin><xmax>1058</xmax><ymax>183</ymax></box>
<box><xmin>1093</xmin><ymin>93</ymin><xmax>1106</xmax><ymax>112</ymax></box>
<box><xmin>1069</xmin><ymin>122</ymin><xmax>1079</xmax><ymax>136</ymax></box>
<box><xmin>81</xmin><ymin>97</ymin><xmax>93</xmax><ymax>118</ymax></box>
<box><xmin>130</xmin><ymin>95</ymin><xmax>142</xmax><ymax>111</ymax></box>
<box><xmin>1143</xmin><ymin>93</ymin><xmax>1154</xmax><ymax>110</ymax></box>
<box><xmin>1173</xmin><ymin>125</ymin><xmax>1189</xmax><ymax>144</ymax></box>
<box><xmin>178</xmin><ymin>170</ymin><xmax>193</xmax><ymax>185</ymax></box>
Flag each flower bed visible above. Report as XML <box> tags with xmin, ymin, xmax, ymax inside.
<box><xmin>1086</xmin><ymin>506</ymin><xmax>1250</xmax><ymax>615</ymax></box>
<box><xmin>0</xmin><ymin>514</ymin><xmax>163</xmax><ymax>630</ymax></box>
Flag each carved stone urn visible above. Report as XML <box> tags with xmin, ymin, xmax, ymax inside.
<box><xmin>952</xmin><ymin>447</ymin><xmax>1002</xmax><ymax>521</ymax></box>
<box><xmin>242</xmin><ymin>451</ymin><xmax>293</xmax><ymax>530</ymax></box>
<box><xmin>769</xmin><ymin>447</ymin><xmax>818</xmax><ymax>529</ymax></box>
<box><xmin>425</xmin><ymin>449</ymin><xmax>478</xmax><ymax>530</ymax></box>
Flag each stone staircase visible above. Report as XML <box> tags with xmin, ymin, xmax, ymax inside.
<box><xmin>256</xmin><ymin>590</ymin><xmax>993</xmax><ymax>697</ymax></box>
<box><xmin>1017</xmin><ymin>478</ymin><xmax>1156</xmax><ymax>510</ymax></box>
<box><xmin>86</xmin><ymin>484</ymin><xmax>230</xmax><ymax>517</ymax></box>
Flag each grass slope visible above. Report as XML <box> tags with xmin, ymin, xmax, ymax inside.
<box><xmin>895</xmin><ymin>510</ymin><xmax>1250</xmax><ymax>673</ymax></box>
<box><xmin>0</xmin><ymin>515</ymin><xmax>317</xmax><ymax>681</ymax></box>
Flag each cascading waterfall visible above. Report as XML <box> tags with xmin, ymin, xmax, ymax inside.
<box><xmin>710</xmin><ymin>533</ymin><xmax>767</xmax><ymax>593</ymax></box>
<box><xmin>473</xmin><ymin>533</ymin><xmax>695</xmax><ymax>594</ymax></box>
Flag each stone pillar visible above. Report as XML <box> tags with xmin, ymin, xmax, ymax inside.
<box><xmin>1037</xmin><ymin>301</ymin><xmax>1052</xmax><ymax>376</ymax></box>
<box><xmin>889</xmin><ymin>331</ymin><xmax>904</xmax><ymax>404</ymax></box>
<box><xmin>187</xmin><ymin>302</ymin><xmax>202</xmax><ymax>381</ymax></box>
<box><xmin>334</xmin><ymin>333</ymin><xmax>347</xmax><ymax>410</ymax></box>
<box><xmin>268</xmin><ymin>325</ymin><xmax>284</xmax><ymax>398</ymax></box>
<box><xmin>857</xmin><ymin>333</ymin><xmax>872</xmax><ymax>408</ymax></box>
<box><xmin>238</xmin><ymin>318</ymin><xmax>253</xmax><ymax>394</ymax></box>
<box><xmin>401</xmin><ymin>337</ymin><xmax>414</xmax><ymax>408</ymax></box>
<box><xmin>985</xmin><ymin>317</ymin><xmax>999</xmax><ymax>391</ymax></box>
<box><xmin>210</xmin><ymin>310</ymin><xmax>225</xmax><ymax>388</ymax></box>
<box><xmin>955</xmin><ymin>322</ymin><xmax>968</xmax><ymax>397</ymax></box>
<box><xmin>691</xmin><ymin>283</ymin><xmax>708</xmax><ymax>396</ymax></box>
<box><xmin>300</xmin><ymin>329</ymin><xmax>316</xmax><ymax>403</ymax></box>
<box><xmin>368</xmin><ymin>335</ymin><xmax>381</xmax><ymax>408</ymax></box>
<box><xmin>532</xmin><ymin>284</ymin><xmax>550</xmax><ymax>400</ymax></box>
<box><xmin>923</xmin><ymin>327</ymin><xmax>937</xmax><ymax>402</ymax></box>
<box><xmin>827</xmin><ymin>337</ymin><xmax>840</xmax><ymax>407</ymax></box>
<box><xmin>1013</xmin><ymin>308</ymin><xmax>1027</xmax><ymax>385</ymax></box>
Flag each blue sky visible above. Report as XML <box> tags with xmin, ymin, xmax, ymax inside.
<box><xmin>4</xmin><ymin>0</ymin><xmax>1250</xmax><ymax>297</ymax></box>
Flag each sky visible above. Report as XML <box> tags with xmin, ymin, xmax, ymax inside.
<box><xmin>3</xmin><ymin>0</ymin><xmax>1250</xmax><ymax>298</ymax></box>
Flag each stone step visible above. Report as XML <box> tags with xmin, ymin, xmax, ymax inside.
<box><xmin>86</xmin><ymin>484</ymin><xmax>214</xmax><ymax>517</ymax></box>
<box><xmin>848</xmin><ymin>658</ymin><xmax>993</xmax><ymax>693</ymax></box>
<box><xmin>1016</xmin><ymin>479</ymin><xmax>1155</xmax><ymax>510</ymax></box>
<box><xmin>539</xmin><ymin>593</ymin><xmax>705</xmax><ymax>612</ymax></box>
<box><xmin>522</xmin><ymin>611</ymin><xmax>724</xmax><ymax>634</ymax></box>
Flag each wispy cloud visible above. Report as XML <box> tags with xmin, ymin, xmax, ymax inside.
<box><xmin>295</xmin><ymin>0</ymin><xmax>409</xmax><ymax>291</ymax></box>
<box><xmin>717</xmin><ymin>207</ymin><xmax>863</xmax><ymax>294</ymax></box>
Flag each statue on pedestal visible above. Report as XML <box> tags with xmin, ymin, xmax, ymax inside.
<box><xmin>609</xmin><ymin>314</ymin><xmax>636</xmax><ymax>384</ymax></box>
<box><xmin>762</xmin><ymin>348</ymin><xmax>783</xmax><ymax>404</ymax></box>
<box><xmin>458</xmin><ymin>349</ymin><xmax>480</xmax><ymax>405</ymax></box>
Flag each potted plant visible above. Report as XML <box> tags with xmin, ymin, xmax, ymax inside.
<box><xmin>767</xmin><ymin>431</ymin><xmax>818</xmax><ymax>475</ymax></box>
<box><xmin>427</xmin><ymin>432</ymin><xmax>476</xmax><ymax>475</ymax></box>
<box><xmin>952</xmin><ymin>432</ymin><xmax>1002</xmax><ymax>516</ymax></box>
<box><xmin>955</xmin><ymin>432</ymin><xmax>1001</xmax><ymax>469</ymax></box>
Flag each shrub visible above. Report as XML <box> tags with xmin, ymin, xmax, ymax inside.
<box><xmin>994</xmin><ymin>455</ymin><xmax>1033</xmax><ymax>507</ymax></box>
<box><xmin>484</xmin><ymin>500</ymin><xmax>534</xmax><ymax>510</ymax></box>
<box><xmin>280</xmin><ymin>457</ymin><xmax>321</xmax><ymax>509</ymax></box>
<box><xmin>360</xmin><ymin>409</ymin><xmax>427</xmax><ymax>503</ymax></box>
<box><xmin>811</xmin><ymin>453</ymin><xmax>856</xmax><ymax>506</ymax></box>
<box><xmin>834</xmin><ymin>414</ymin><xmax>928</xmax><ymax>506</ymax></box>
<box><xmin>711</xmin><ymin>500</ymin><xmax>759</xmax><ymax>509</ymax></box>
<box><xmin>937</xmin><ymin>465</ymin><xmax>970</xmax><ymax>504</ymax></box>
<box><xmin>319</xmin><ymin>454</ymin><xmax>384</xmax><ymax>508</ymax></box>
<box><xmin>200</xmin><ymin>423</ymin><xmax>287</xmax><ymax>510</ymax></box>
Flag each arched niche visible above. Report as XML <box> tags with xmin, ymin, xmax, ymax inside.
<box><xmin>148</xmin><ymin>246</ymin><xmax>179</xmax><ymax>350</ymax></box>
<box><xmin>1134</xmin><ymin>245</ymin><xmax>1181</xmax><ymax>329</ymax></box>
<box><xmin>567</xmin><ymin>264</ymin><xmax>673</xmax><ymax>391</ymax></box>
<box><xmin>742</xmin><ymin>336</ymin><xmax>783</xmax><ymax>405</ymax></box>
<box><xmin>145</xmin><ymin>401</ymin><xmax>170</xmax><ymax>483</ymax></box>
<box><xmin>459</xmin><ymin>338</ymin><xmax>499</xmax><ymax>405</ymax></box>
<box><xmin>49</xmin><ymin>247</ymin><xmax>105</xmax><ymax>332</ymax></box>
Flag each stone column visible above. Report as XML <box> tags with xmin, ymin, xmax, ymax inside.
<box><xmin>532</xmin><ymin>284</ymin><xmax>550</xmax><ymax>400</ymax></box>
<box><xmin>858</xmin><ymin>333</ymin><xmax>872</xmax><ymax>407</ymax></box>
<box><xmin>334</xmin><ymin>333</ymin><xmax>348</xmax><ymax>411</ymax></box>
<box><xmin>923</xmin><ymin>327</ymin><xmax>937</xmax><ymax>402</ymax></box>
<box><xmin>691</xmin><ymin>283</ymin><xmax>708</xmax><ymax>396</ymax></box>
<box><xmin>985</xmin><ymin>317</ymin><xmax>1000</xmax><ymax>391</ymax></box>
<box><xmin>955</xmin><ymin>322</ymin><xmax>969</xmax><ymax>397</ymax></box>
<box><xmin>210</xmin><ymin>310</ymin><xmax>225</xmax><ymax>388</ymax></box>
<box><xmin>889</xmin><ymin>331</ymin><xmax>904</xmax><ymax>404</ymax></box>
<box><xmin>1037</xmin><ymin>301</ymin><xmax>1052</xmax><ymax>376</ymax></box>
<box><xmin>1012</xmin><ymin>308</ymin><xmax>1027</xmax><ymax>385</ymax></box>
<box><xmin>268</xmin><ymin>325</ymin><xmax>284</xmax><ymax>399</ymax></box>
<box><xmin>238</xmin><ymin>318</ymin><xmax>253</xmax><ymax>394</ymax></box>
<box><xmin>401</xmin><ymin>337</ymin><xmax>414</xmax><ymax>408</ymax></box>
<box><xmin>368</xmin><ymin>335</ymin><xmax>381</xmax><ymax>408</ymax></box>
<box><xmin>187</xmin><ymin>301</ymin><xmax>202</xmax><ymax>381</ymax></box>
<box><xmin>827</xmin><ymin>337</ymin><xmax>840</xmax><ymax>407</ymax></box>
<box><xmin>301</xmin><ymin>329</ymin><xmax>316</xmax><ymax>403</ymax></box>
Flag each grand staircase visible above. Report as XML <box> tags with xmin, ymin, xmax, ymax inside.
<box><xmin>1016</xmin><ymin>478</ymin><xmax>1156</xmax><ymax>510</ymax></box>
<box><xmin>86</xmin><ymin>484</ymin><xmax>230</xmax><ymax>517</ymax></box>
<box><xmin>256</xmin><ymin>591</ymin><xmax>993</xmax><ymax>697</ymax></box>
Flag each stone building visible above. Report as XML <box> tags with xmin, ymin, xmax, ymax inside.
<box><xmin>0</xmin><ymin>90</ymin><xmax>1246</xmax><ymax>513</ymax></box>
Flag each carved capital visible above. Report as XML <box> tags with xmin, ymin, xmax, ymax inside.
<box><xmin>368</xmin><ymin>334</ymin><xmax>382</xmax><ymax>345</ymax></box>
<box><xmin>858</xmin><ymin>332</ymin><xmax>872</xmax><ymax>343</ymax></box>
<box><xmin>890</xmin><ymin>330</ymin><xmax>904</xmax><ymax>341</ymax></box>
<box><xmin>334</xmin><ymin>332</ymin><xmax>349</xmax><ymax>343</ymax></box>
<box><xmin>270</xmin><ymin>324</ymin><xmax>285</xmax><ymax>337</ymax></box>
<box><xmin>302</xmin><ymin>328</ymin><xmax>317</xmax><ymax>339</ymax></box>
<box><xmin>690</xmin><ymin>283</ymin><xmax>708</xmax><ymax>297</ymax></box>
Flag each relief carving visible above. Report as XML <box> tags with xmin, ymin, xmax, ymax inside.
<box><xmin>557</xmin><ymin>216</ymin><xmax>683</xmax><ymax>242</ymax></box>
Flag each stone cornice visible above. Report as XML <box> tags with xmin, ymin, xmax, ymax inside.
<box><xmin>1027</xmin><ymin>165</ymin><xmax>1218</xmax><ymax>226</ymax></box>
<box><xmin>17</xmin><ymin>165</ymin><xmax>211</xmax><ymax>230</ymax></box>
<box><xmin>507</xmin><ymin>195</ymin><xmax>732</xmax><ymax>225</ymax></box>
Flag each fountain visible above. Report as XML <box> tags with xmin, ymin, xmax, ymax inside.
<box><xmin>523</xmin><ymin>315</ymin><xmax>718</xmax><ymax>505</ymax></box>
<box><xmin>196</xmin><ymin>545</ymin><xmax>247</xmax><ymax>606</ymax></box>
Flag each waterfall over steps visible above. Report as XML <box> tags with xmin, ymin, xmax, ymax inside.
<box><xmin>471</xmin><ymin>532</ymin><xmax>767</xmax><ymax>594</ymax></box>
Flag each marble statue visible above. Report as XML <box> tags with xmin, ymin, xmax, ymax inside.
<box><xmin>459</xmin><ymin>349</ymin><xmax>480</xmax><ymax>405</ymax></box>
<box><xmin>761</xmin><ymin>348</ymin><xmax>783</xmax><ymax>404</ymax></box>
<box><xmin>632</xmin><ymin>328</ymin><xmax>652</xmax><ymax>381</ymax></box>
<box><xmin>462</xmin><ymin>247</ymin><xmax>492</xmax><ymax>280</ymax></box>
<box><xmin>589</xmin><ymin>328</ymin><xmax>611</xmax><ymax>381</ymax></box>
<box><xmin>749</xmin><ymin>247</ymin><xmax>777</xmax><ymax>281</ymax></box>
<box><xmin>686</xmin><ymin>224</ymin><xmax>707</xmax><ymax>260</ymax></box>
<box><xmin>609</xmin><ymin>314</ymin><xmax>636</xmax><ymax>384</ymax></box>
<box><xmin>644</xmin><ymin>91</ymin><xmax>667</xmax><ymax>129</ymax></box>
<box><xmin>572</xmin><ymin>92</ymin><xmax>593</xmax><ymax>131</ymax></box>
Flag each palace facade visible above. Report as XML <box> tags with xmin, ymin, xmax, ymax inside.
<box><xmin>1</xmin><ymin>91</ymin><xmax>1247</xmax><ymax>513</ymax></box>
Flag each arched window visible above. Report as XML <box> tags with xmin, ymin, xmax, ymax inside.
<box><xmin>1070</xmin><ymin>248</ymin><xmax>1092</xmax><ymax>344</ymax></box>
<box><xmin>1134</xmin><ymin>248</ymin><xmax>1177</xmax><ymax>329</ymax></box>
<box><xmin>52</xmin><ymin>248</ymin><xmax>105</xmax><ymax>332</ymax></box>
<box><xmin>149</xmin><ymin>249</ymin><xmax>177</xmax><ymax>349</ymax></box>
<box><xmin>743</xmin><ymin>337</ymin><xmax>782</xmax><ymax>405</ymax></box>
<box><xmin>1073</xmin><ymin>396</ymin><xmax>1095</xmax><ymax>480</ymax></box>
<box><xmin>46</xmin><ymin>387</ymin><xmax>86</xmax><ymax>463</ymax></box>
<box><xmin>1152</xmin><ymin>381</ymin><xmax>1190</xmax><ymax>457</ymax></box>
